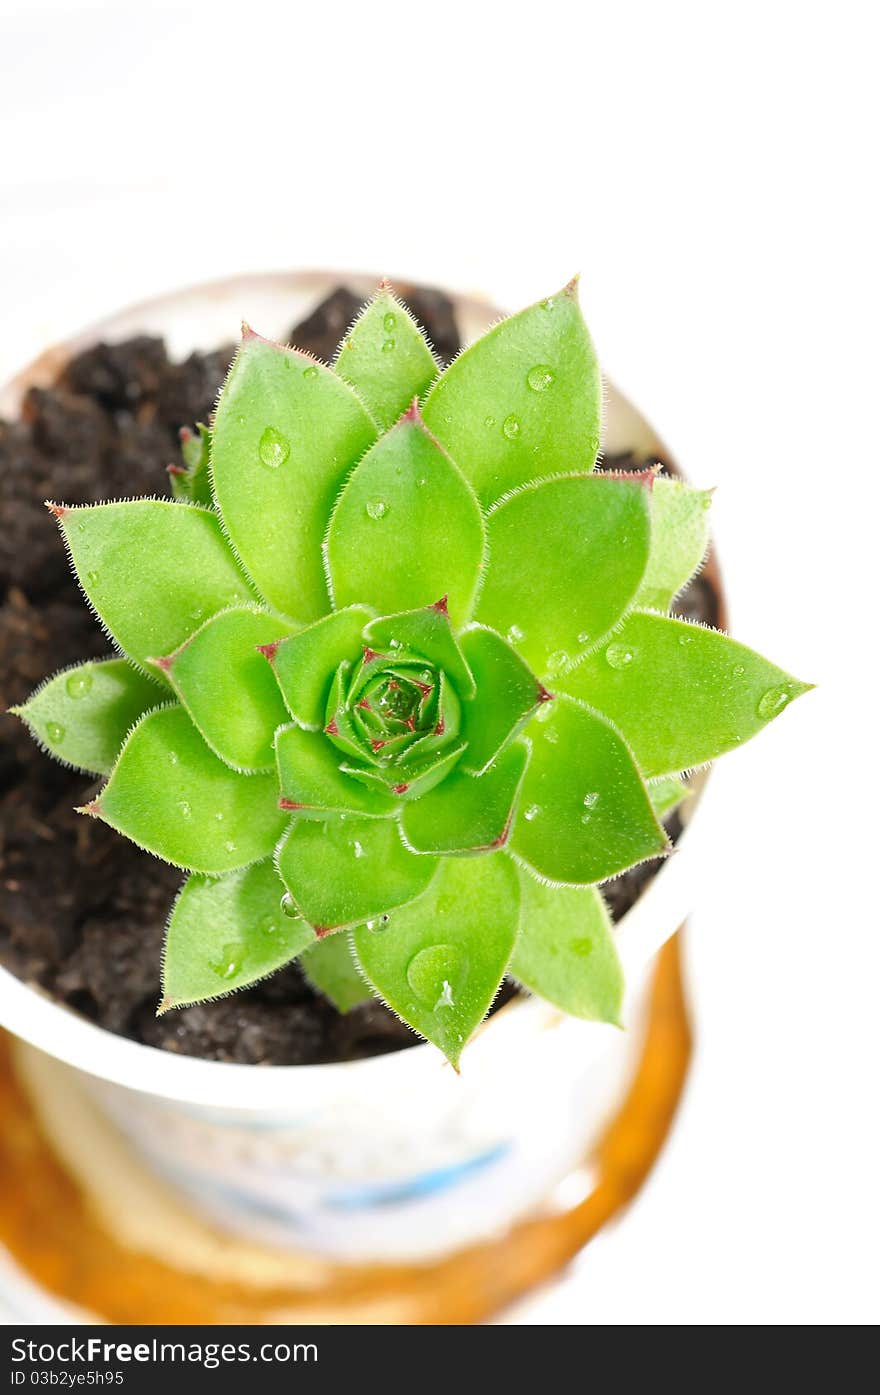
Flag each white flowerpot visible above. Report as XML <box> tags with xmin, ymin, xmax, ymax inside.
<box><xmin>0</xmin><ymin>271</ymin><xmax>725</xmax><ymax>1299</ymax></box>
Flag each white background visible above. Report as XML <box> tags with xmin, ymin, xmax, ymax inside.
<box><xmin>0</xmin><ymin>0</ymin><xmax>877</xmax><ymax>1324</ymax></box>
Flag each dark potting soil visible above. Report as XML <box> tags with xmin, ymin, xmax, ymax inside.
<box><xmin>0</xmin><ymin>284</ymin><xmax>719</xmax><ymax>1065</ymax></box>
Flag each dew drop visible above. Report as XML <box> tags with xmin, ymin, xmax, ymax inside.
<box><xmin>177</xmin><ymin>800</ymin><xmax>192</xmax><ymax>818</ymax></box>
<box><xmin>211</xmin><ymin>942</ymin><xmax>244</xmax><ymax>980</ymax></box>
<box><xmin>168</xmin><ymin>751</ymin><xmax>179</xmax><ymax>766</ymax></box>
<box><xmin>46</xmin><ymin>721</ymin><xmax>65</xmax><ymax>745</ymax></box>
<box><xmin>383</xmin><ymin>312</ymin><xmax>396</xmax><ymax>333</ymax></box>
<box><xmin>502</xmin><ymin>414</ymin><xmax>521</xmax><ymax>440</ymax></box>
<box><xmin>86</xmin><ymin>570</ymin><xmax>99</xmax><ymax>586</ymax></box>
<box><xmin>224</xmin><ymin>840</ymin><xmax>236</xmax><ymax>853</ymax></box>
<box><xmin>733</xmin><ymin>664</ymin><xmax>745</xmax><ymax>678</ymax></box>
<box><xmin>280</xmin><ymin>892</ymin><xmax>298</xmax><ymax>918</ymax></box>
<box><xmin>577</xmin><ymin>631</ymin><xmax>590</xmax><ymax>645</ymax></box>
<box><xmin>258</xmin><ymin>914</ymin><xmax>278</xmax><ymax>936</ymax></box>
<box><xmin>352</xmin><ymin>839</ymin><xmax>366</xmax><ymax>859</ymax></box>
<box><xmin>381</xmin><ymin>338</ymin><xmax>395</xmax><ymax>354</ymax></box>
<box><xmin>757</xmin><ymin>684</ymin><xmax>795</xmax><ymax>720</ymax></box>
<box><xmin>258</xmin><ymin>425</ymin><xmax>290</xmax><ymax>469</ymax></box>
<box><xmin>365</xmin><ymin>914</ymin><xmax>390</xmax><ymax>932</ymax></box>
<box><xmin>540</xmin><ymin>297</ymin><xmax>556</xmax><ymax>311</ymax></box>
<box><xmin>66</xmin><ymin>670</ymin><xmax>93</xmax><ymax>699</ymax></box>
<box><xmin>484</xmin><ymin>414</ymin><xmax>496</xmax><ymax>429</ymax></box>
<box><xmin>506</xmin><ymin>624</ymin><xmax>524</xmax><ymax>644</ymax></box>
<box><xmin>678</xmin><ymin>632</ymin><xmax>695</xmax><ymax>646</ymax></box>
<box><xmin>214</xmin><ymin>811</ymin><xmax>224</xmax><ymax>821</ymax></box>
<box><xmin>523</xmin><ymin>803</ymin><xmax>541</xmax><ymax>822</ymax></box>
<box><xmin>527</xmin><ymin>364</ymin><xmax>555</xmax><ymax>392</ymax></box>
<box><xmin>406</xmin><ymin>944</ymin><xmax>466</xmax><ymax>1010</ymax></box>
<box><xmin>366</xmin><ymin>499</ymin><xmax>388</xmax><ymax>520</ymax></box>
<box><xmin>302</xmin><ymin>364</ymin><xmax>319</xmax><ymax>381</ymax></box>
<box><xmin>546</xmin><ymin>650</ymin><xmax>569</xmax><ymax>674</ymax></box>
<box><xmin>605</xmin><ymin>643</ymin><xmax>635</xmax><ymax>670</ymax></box>
<box><xmin>581</xmin><ymin>791</ymin><xmax>600</xmax><ymax>824</ymax></box>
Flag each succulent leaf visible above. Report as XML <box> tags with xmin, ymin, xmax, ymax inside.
<box><xmin>511</xmin><ymin>868</ymin><xmax>623</xmax><ymax>1024</ymax></box>
<box><xmin>558</xmin><ymin>612</ymin><xmax>813</xmax><ymax>777</ymax></box>
<box><xmin>649</xmin><ymin>773</ymin><xmax>690</xmax><ymax>819</ymax></box>
<box><xmin>275</xmin><ymin>723</ymin><xmax>400</xmax><ymax>818</ymax></box>
<box><xmin>511</xmin><ymin>694</ymin><xmax>666</xmax><ymax>883</ymax></box>
<box><xmin>459</xmin><ymin>624</ymin><xmax>547</xmax><ymax>774</ymax></box>
<box><xmin>634</xmin><ymin>477</ymin><xmax>712</xmax><ymax>611</ymax></box>
<box><xmin>270</xmin><ymin>605</ymin><xmax>374</xmax><ymax>728</ymax></box>
<box><xmin>353</xmin><ymin>852</ymin><xmax>520</xmax><ymax>1067</ymax></box>
<box><xmin>52</xmin><ymin>500</ymin><xmax>255</xmax><ymax>679</ymax></box>
<box><xmin>363</xmin><ymin>604</ymin><xmax>476</xmax><ymax>699</ymax></box>
<box><xmin>157</xmin><ymin>607</ymin><xmax>296</xmax><ymax>771</ymax></box>
<box><xmin>211</xmin><ymin>333</ymin><xmax>376</xmax><ymax>622</ymax></box>
<box><xmin>401</xmin><ymin>740</ymin><xmax>528</xmax><ymax>854</ymax></box>
<box><xmin>91</xmin><ymin>705</ymin><xmax>287</xmax><ymax>873</ymax></box>
<box><xmin>334</xmin><ymin>287</ymin><xmax>439</xmax><ymax>430</ymax></box>
<box><xmin>162</xmin><ymin>859</ymin><xmax>314</xmax><ymax>1009</ymax></box>
<box><xmin>168</xmin><ymin>424</ymin><xmax>213</xmax><ymax>506</ymax></box>
<box><xmin>300</xmin><ymin>932</ymin><xmax>374</xmax><ymax>1013</ymax></box>
<box><xmin>325</xmin><ymin>413</ymin><xmax>485</xmax><ymax>628</ymax></box>
<box><xmin>277</xmin><ymin>815</ymin><xmax>438</xmax><ymax>932</ymax></box>
<box><xmin>475</xmin><ymin>474</ymin><xmax>652</xmax><ymax>678</ymax></box>
<box><xmin>10</xmin><ymin>659</ymin><xmax>162</xmax><ymax>775</ymax></box>
<box><xmin>422</xmin><ymin>282</ymin><xmax>601</xmax><ymax>507</ymax></box>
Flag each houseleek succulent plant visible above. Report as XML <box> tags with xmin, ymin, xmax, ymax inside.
<box><xmin>12</xmin><ymin>280</ymin><xmax>810</xmax><ymax>1066</ymax></box>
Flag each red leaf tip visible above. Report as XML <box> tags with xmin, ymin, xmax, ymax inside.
<box><xmin>392</xmin><ymin>782</ymin><xmax>410</xmax><ymax>795</ymax></box>
<box><xmin>536</xmin><ymin>685</ymin><xmax>554</xmax><ymax>704</ymax></box>
<box><xmin>431</xmin><ymin>595</ymin><xmax>449</xmax><ymax>615</ymax></box>
<box><xmin>166</xmin><ymin>463</ymin><xmax>187</xmax><ymax>478</ymax></box>
<box><xmin>75</xmin><ymin>799</ymin><xmax>101</xmax><ymax>819</ymax></box>
<box><xmin>401</xmin><ymin>396</ymin><xmax>424</xmax><ymax>426</ymax></box>
<box><xmin>363</xmin><ymin>646</ymin><xmax>382</xmax><ymax>664</ymax></box>
<box><xmin>377</xmin><ymin>276</ymin><xmax>392</xmax><ymax>292</ymax></box>
<box><xmin>278</xmin><ymin>797</ymin><xmax>304</xmax><ymax>811</ymax></box>
<box><xmin>325</xmin><ymin>717</ymin><xmax>340</xmax><ymax>736</ymax></box>
<box><xmin>256</xmin><ymin>640</ymin><xmax>281</xmax><ymax>664</ymax></box>
<box><xmin>45</xmin><ymin>501</ymin><xmax>68</xmax><ymax>519</ymax></box>
<box><xmin>563</xmin><ymin>272</ymin><xmax>581</xmax><ymax>299</ymax></box>
<box><xmin>148</xmin><ymin>654</ymin><xmax>173</xmax><ymax>672</ymax></box>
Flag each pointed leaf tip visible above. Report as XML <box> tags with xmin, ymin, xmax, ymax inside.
<box><xmin>256</xmin><ymin>640</ymin><xmax>280</xmax><ymax>664</ymax></box>
<box><xmin>147</xmin><ymin>654</ymin><xmax>173</xmax><ymax>672</ymax></box>
<box><xmin>431</xmin><ymin>595</ymin><xmax>449</xmax><ymax>615</ymax></box>
<box><xmin>401</xmin><ymin>396</ymin><xmax>423</xmax><ymax>425</ymax></box>
<box><xmin>563</xmin><ymin>272</ymin><xmax>581</xmax><ymax>298</ymax></box>
<box><xmin>75</xmin><ymin>799</ymin><xmax>102</xmax><ymax>818</ymax></box>
<box><xmin>45</xmin><ymin>501</ymin><xmax>67</xmax><ymax>519</ymax></box>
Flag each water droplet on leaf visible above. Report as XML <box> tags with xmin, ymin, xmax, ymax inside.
<box><xmin>177</xmin><ymin>800</ymin><xmax>192</xmax><ymax>818</ymax></box>
<box><xmin>211</xmin><ymin>942</ymin><xmax>244</xmax><ymax>980</ymax></box>
<box><xmin>605</xmin><ymin>643</ymin><xmax>635</xmax><ymax>669</ymax></box>
<box><xmin>527</xmin><ymin>364</ymin><xmax>555</xmax><ymax>392</ymax></box>
<box><xmin>577</xmin><ymin>631</ymin><xmax>590</xmax><ymax>645</ymax></box>
<box><xmin>523</xmin><ymin>803</ymin><xmax>541</xmax><ymax>822</ymax></box>
<box><xmin>365</xmin><ymin>914</ymin><xmax>390</xmax><ymax>932</ymax></box>
<box><xmin>381</xmin><ymin>338</ymin><xmax>395</xmax><ymax>354</ymax></box>
<box><xmin>302</xmin><ymin>364</ymin><xmax>319</xmax><ymax>381</ymax></box>
<box><xmin>546</xmin><ymin>650</ymin><xmax>568</xmax><ymax>674</ymax></box>
<box><xmin>352</xmin><ymin>839</ymin><xmax>365</xmax><ymax>859</ymax></box>
<box><xmin>506</xmin><ymin>624</ymin><xmax>524</xmax><ymax>644</ymax></box>
<box><xmin>733</xmin><ymin>664</ymin><xmax>745</xmax><ymax>678</ymax></box>
<box><xmin>46</xmin><ymin>721</ymin><xmax>64</xmax><ymax>745</ymax></box>
<box><xmin>66</xmin><ymin>671</ymin><xmax>93</xmax><ymax>699</ymax></box>
<box><xmin>406</xmin><ymin>944</ymin><xmax>466</xmax><ymax>1010</ymax></box>
<box><xmin>757</xmin><ymin>684</ymin><xmax>795</xmax><ymax>720</ymax></box>
<box><xmin>86</xmin><ymin>570</ymin><xmax>99</xmax><ymax>586</ymax></box>
<box><xmin>502</xmin><ymin>414</ymin><xmax>521</xmax><ymax>440</ymax></box>
<box><xmin>366</xmin><ymin>499</ymin><xmax>388</xmax><ymax>520</ymax></box>
<box><xmin>280</xmin><ymin>892</ymin><xmax>298</xmax><ymax>918</ymax></box>
<box><xmin>259</xmin><ymin>426</ymin><xmax>290</xmax><ymax>469</ymax></box>
<box><xmin>383</xmin><ymin>312</ymin><xmax>396</xmax><ymax>333</ymax></box>
<box><xmin>484</xmin><ymin>414</ymin><xmax>496</xmax><ymax>428</ymax></box>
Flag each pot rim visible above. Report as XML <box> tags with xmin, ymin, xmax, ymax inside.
<box><xmin>0</xmin><ymin>269</ymin><xmax>726</xmax><ymax>1109</ymax></box>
